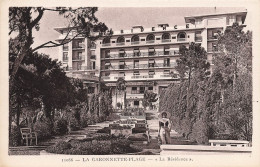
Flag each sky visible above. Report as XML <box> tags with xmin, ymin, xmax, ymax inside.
<box><xmin>32</xmin><ymin>7</ymin><xmax>250</xmax><ymax>60</ymax></box>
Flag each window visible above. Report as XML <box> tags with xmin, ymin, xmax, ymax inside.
<box><xmin>148</xmin><ymin>59</ymin><xmax>155</xmax><ymax>67</ymax></box>
<box><xmin>134</xmin><ymin>60</ymin><xmax>139</xmax><ymax>68</ymax></box>
<box><xmin>92</xmin><ymin>61</ymin><xmax>96</xmax><ymax>70</ymax></box>
<box><xmin>119</xmin><ymin>72</ymin><xmax>125</xmax><ymax>77</ymax></box>
<box><xmin>105</xmin><ymin>50</ymin><xmax>110</xmax><ymax>58</ymax></box>
<box><xmin>117</xmin><ymin>36</ymin><xmax>125</xmax><ymax>43</ymax></box>
<box><xmin>164</xmin><ymin>46</ymin><xmax>170</xmax><ymax>55</ymax></box>
<box><xmin>164</xmin><ymin>70</ymin><xmax>170</xmax><ymax>74</ymax></box>
<box><xmin>148</xmin><ymin>47</ymin><xmax>155</xmax><ymax>56</ymax></box>
<box><xmin>119</xmin><ymin>61</ymin><xmax>125</xmax><ymax>69</ymax></box>
<box><xmin>90</xmin><ymin>42</ymin><xmax>96</xmax><ymax>49</ymax></box>
<box><xmin>119</xmin><ymin>49</ymin><xmax>125</xmax><ymax>57</ymax></box>
<box><xmin>77</xmin><ymin>62</ymin><xmax>82</xmax><ymax>70</ymax></box>
<box><xmin>63</xmin><ymin>52</ymin><xmax>68</xmax><ymax>61</ymax></box>
<box><xmin>132</xmin><ymin>87</ymin><xmax>138</xmax><ymax>94</ymax></box>
<box><xmin>140</xmin><ymin>87</ymin><xmax>145</xmax><ymax>94</ymax></box>
<box><xmin>195</xmin><ymin>31</ymin><xmax>202</xmax><ymax>41</ymax></box>
<box><xmin>133</xmin><ymin>48</ymin><xmax>140</xmax><ymax>56</ymax></box>
<box><xmin>78</xmin><ymin>52</ymin><xmax>82</xmax><ymax>60</ymax></box>
<box><xmin>133</xmin><ymin>71</ymin><xmax>140</xmax><ymax>75</ymax></box>
<box><xmin>148</xmin><ymin>86</ymin><xmax>153</xmax><ymax>91</ymax></box>
<box><xmin>131</xmin><ymin>35</ymin><xmax>140</xmax><ymax>42</ymax></box>
<box><xmin>162</xmin><ymin>33</ymin><xmax>171</xmax><ymax>40</ymax></box>
<box><xmin>164</xmin><ymin>58</ymin><xmax>170</xmax><ymax>67</ymax></box>
<box><xmin>105</xmin><ymin>72</ymin><xmax>110</xmax><ymax>76</ymax></box>
<box><xmin>91</xmin><ymin>50</ymin><xmax>95</xmax><ymax>55</ymax></box>
<box><xmin>146</xmin><ymin>34</ymin><xmax>155</xmax><ymax>42</ymax></box>
<box><xmin>63</xmin><ymin>43</ymin><xmax>69</xmax><ymax>51</ymax></box>
<box><xmin>103</xmin><ymin>37</ymin><xmax>110</xmax><ymax>44</ymax></box>
<box><xmin>177</xmin><ymin>32</ymin><xmax>186</xmax><ymax>41</ymax></box>
<box><xmin>134</xmin><ymin>100</ymin><xmax>140</xmax><ymax>106</ymax></box>
<box><xmin>149</xmin><ymin>70</ymin><xmax>155</xmax><ymax>75</ymax></box>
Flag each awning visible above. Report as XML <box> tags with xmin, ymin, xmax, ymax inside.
<box><xmin>119</xmin><ymin>50</ymin><xmax>125</xmax><ymax>53</ymax></box>
<box><xmin>133</xmin><ymin>71</ymin><xmax>140</xmax><ymax>75</ymax></box>
<box><xmin>119</xmin><ymin>61</ymin><xmax>125</xmax><ymax>65</ymax></box>
<box><xmin>105</xmin><ymin>62</ymin><xmax>111</xmax><ymax>65</ymax></box>
<box><xmin>149</xmin><ymin>71</ymin><xmax>155</xmax><ymax>75</ymax></box>
<box><xmin>164</xmin><ymin>48</ymin><xmax>170</xmax><ymax>52</ymax></box>
<box><xmin>149</xmin><ymin>59</ymin><xmax>155</xmax><ymax>63</ymax></box>
<box><xmin>134</xmin><ymin>49</ymin><xmax>140</xmax><ymax>53</ymax></box>
<box><xmin>148</xmin><ymin>48</ymin><xmax>155</xmax><ymax>52</ymax></box>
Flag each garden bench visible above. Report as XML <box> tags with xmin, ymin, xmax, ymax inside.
<box><xmin>208</xmin><ymin>140</ymin><xmax>249</xmax><ymax>147</ymax></box>
<box><xmin>20</xmin><ymin>128</ymin><xmax>37</xmax><ymax>146</ymax></box>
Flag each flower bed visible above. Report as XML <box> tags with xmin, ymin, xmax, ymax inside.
<box><xmin>45</xmin><ymin>135</ymin><xmax>141</xmax><ymax>155</ymax></box>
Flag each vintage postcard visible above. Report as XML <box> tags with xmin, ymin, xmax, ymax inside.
<box><xmin>1</xmin><ymin>0</ymin><xmax>260</xmax><ymax>167</ymax></box>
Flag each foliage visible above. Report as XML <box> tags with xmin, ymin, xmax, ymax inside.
<box><xmin>142</xmin><ymin>91</ymin><xmax>158</xmax><ymax>109</ymax></box>
<box><xmin>159</xmin><ymin>23</ymin><xmax>252</xmax><ymax>144</ymax></box>
<box><xmin>46</xmin><ymin>136</ymin><xmax>140</xmax><ymax>155</ymax></box>
<box><xmin>33</xmin><ymin>118</ymin><xmax>53</xmax><ymax>140</ymax></box>
<box><xmin>54</xmin><ymin>118</ymin><xmax>68</xmax><ymax>135</ymax></box>
<box><xmin>9</xmin><ymin>126</ymin><xmax>21</xmax><ymax>147</ymax></box>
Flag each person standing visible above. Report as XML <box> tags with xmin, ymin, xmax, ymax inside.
<box><xmin>158</xmin><ymin>111</ymin><xmax>172</xmax><ymax>144</ymax></box>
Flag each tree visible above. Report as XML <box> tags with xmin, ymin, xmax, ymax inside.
<box><xmin>176</xmin><ymin>42</ymin><xmax>210</xmax><ymax>85</ymax></box>
<box><xmin>142</xmin><ymin>91</ymin><xmax>158</xmax><ymax>109</ymax></box>
<box><xmin>9</xmin><ymin>7</ymin><xmax>110</xmax><ymax>97</ymax></box>
<box><xmin>115</xmin><ymin>77</ymin><xmax>126</xmax><ymax>109</ymax></box>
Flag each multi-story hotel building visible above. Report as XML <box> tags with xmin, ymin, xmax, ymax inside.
<box><xmin>55</xmin><ymin>10</ymin><xmax>247</xmax><ymax>109</ymax></box>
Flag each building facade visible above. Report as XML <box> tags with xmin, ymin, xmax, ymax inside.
<box><xmin>55</xmin><ymin>11</ymin><xmax>247</xmax><ymax>109</ymax></box>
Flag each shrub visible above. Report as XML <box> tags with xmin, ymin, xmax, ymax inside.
<box><xmin>46</xmin><ymin>135</ymin><xmax>141</xmax><ymax>155</ymax></box>
<box><xmin>128</xmin><ymin>134</ymin><xmax>148</xmax><ymax>141</ymax></box>
<box><xmin>34</xmin><ymin>118</ymin><xmax>53</xmax><ymax>140</ymax></box>
<box><xmin>97</xmin><ymin>127</ymin><xmax>111</xmax><ymax>134</ymax></box>
<box><xmin>9</xmin><ymin>126</ymin><xmax>21</xmax><ymax>147</ymax></box>
<box><xmin>54</xmin><ymin>118</ymin><xmax>68</xmax><ymax>135</ymax></box>
<box><xmin>132</xmin><ymin>127</ymin><xmax>147</xmax><ymax>133</ymax></box>
<box><xmin>68</xmin><ymin>116</ymin><xmax>80</xmax><ymax>131</ymax></box>
<box><xmin>106</xmin><ymin>113</ymin><xmax>120</xmax><ymax>121</ymax></box>
<box><xmin>189</xmin><ymin>119</ymin><xmax>209</xmax><ymax>144</ymax></box>
<box><xmin>80</xmin><ymin>111</ymin><xmax>89</xmax><ymax>128</ymax></box>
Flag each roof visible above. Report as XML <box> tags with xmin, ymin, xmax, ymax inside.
<box><xmin>184</xmin><ymin>11</ymin><xmax>247</xmax><ymax>23</ymax></box>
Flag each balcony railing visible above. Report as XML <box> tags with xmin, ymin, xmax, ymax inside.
<box><xmin>102</xmin><ymin>43</ymin><xmax>111</xmax><ymax>47</ymax></box>
<box><xmin>101</xmin><ymin>76</ymin><xmax>110</xmax><ymax>80</ymax></box>
<box><xmin>72</xmin><ymin>56</ymin><xmax>85</xmax><ymax>61</ymax></box>
<box><xmin>195</xmin><ymin>36</ymin><xmax>202</xmax><ymax>42</ymax></box>
<box><xmin>72</xmin><ymin>43</ymin><xmax>85</xmax><ymax>49</ymax></box>
<box><xmin>90</xmin><ymin>55</ymin><xmax>96</xmax><ymax>60</ymax></box>
<box><xmin>63</xmin><ymin>46</ymin><xmax>69</xmax><ymax>51</ymax></box>
<box><xmin>146</xmin><ymin>40</ymin><xmax>155</xmax><ymax>44</ymax></box>
<box><xmin>66</xmin><ymin>65</ymin><xmax>99</xmax><ymax>71</ymax></box>
<box><xmin>177</xmin><ymin>38</ymin><xmax>186</xmax><ymax>42</ymax></box>
<box><xmin>102</xmin><ymin>51</ymin><xmax>180</xmax><ymax>60</ymax></box>
<box><xmin>114</xmin><ymin>76</ymin><xmax>125</xmax><ymax>80</ymax></box>
<box><xmin>103</xmin><ymin>63</ymin><xmax>176</xmax><ymax>71</ymax></box>
<box><xmin>131</xmin><ymin>41</ymin><xmax>140</xmax><ymax>45</ymax></box>
<box><xmin>207</xmin><ymin>36</ymin><xmax>218</xmax><ymax>40</ymax></box>
<box><xmin>160</xmin><ymin>74</ymin><xmax>172</xmax><ymax>78</ymax></box>
<box><xmin>116</xmin><ymin>42</ymin><xmax>125</xmax><ymax>46</ymax></box>
<box><xmin>162</xmin><ymin>39</ymin><xmax>171</xmax><ymax>43</ymax></box>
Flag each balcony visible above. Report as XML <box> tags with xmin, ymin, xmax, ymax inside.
<box><xmin>101</xmin><ymin>76</ymin><xmax>110</xmax><ymax>80</ymax></box>
<box><xmin>162</xmin><ymin>39</ymin><xmax>171</xmax><ymax>43</ymax></box>
<box><xmin>116</xmin><ymin>42</ymin><xmax>125</xmax><ymax>46</ymax></box>
<box><xmin>160</xmin><ymin>74</ymin><xmax>172</xmax><ymax>78</ymax></box>
<box><xmin>102</xmin><ymin>50</ymin><xmax>181</xmax><ymax>60</ymax></box>
<box><xmin>90</xmin><ymin>55</ymin><xmax>96</xmax><ymax>60</ymax></box>
<box><xmin>131</xmin><ymin>41</ymin><xmax>140</xmax><ymax>45</ymax></box>
<box><xmin>195</xmin><ymin>36</ymin><xmax>202</xmax><ymax>42</ymax></box>
<box><xmin>63</xmin><ymin>46</ymin><xmax>69</xmax><ymax>51</ymax></box>
<box><xmin>177</xmin><ymin>38</ymin><xmax>186</xmax><ymax>42</ymax></box>
<box><xmin>72</xmin><ymin>57</ymin><xmax>85</xmax><ymax>61</ymax></box>
<box><xmin>103</xmin><ymin>62</ymin><xmax>176</xmax><ymax>71</ymax></box>
<box><xmin>146</xmin><ymin>40</ymin><xmax>155</xmax><ymax>44</ymax></box>
<box><xmin>72</xmin><ymin>43</ymin><xmax>85</xmax><ymax>50</ymax></box>
<box><xmin>207</xmin><ymin>36</ymin><xmax>218</xmax><ymax>41</ymax></box>
<box><xmin>114</xmin><ymin>76</ymin><xmax>125</xmax><ymax>80</ymax></box>
<box><xmin>102</xmin><ymin>43</ymin><xmax>111</xmax><ymax>47</ymax></box>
